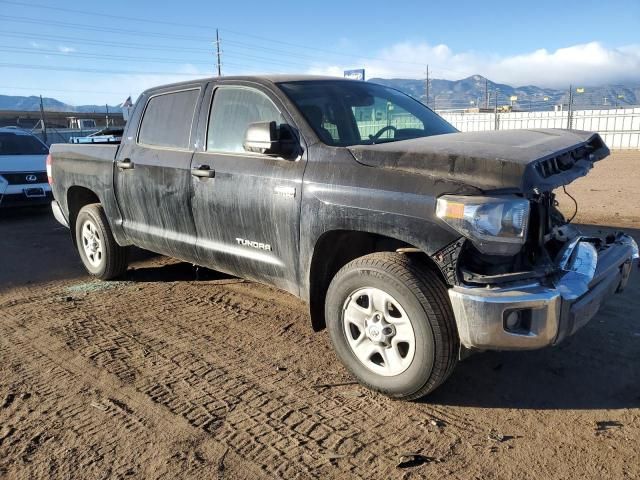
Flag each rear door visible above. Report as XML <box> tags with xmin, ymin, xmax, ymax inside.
<box><xmin>115</xmin><ymin>86</ymin><xmax>202</xmax><ymax>261</ymax></box>
<box><xmin>189</xmin><ymin>82</ymin><xmax>306</xmax><ymax>294</ymax></box>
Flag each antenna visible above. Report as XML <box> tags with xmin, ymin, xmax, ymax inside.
<box><xmin>215</xmin><ymin>28</ymin><xmax>222</xmax><ymax>76</ymax></box>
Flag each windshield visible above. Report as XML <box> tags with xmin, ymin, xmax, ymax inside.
<box><xmin>0</xmin><ymin>132</ymin><xmax>49</xmax><ymax>155</ymax></box>
<box><xmin>278</xmin><ymin>80</ymin><xmax>457</xmax><ymax>147</ymax></box>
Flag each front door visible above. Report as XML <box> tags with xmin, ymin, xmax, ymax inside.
<box><xmin>115</xmin><ymin>86</ymin><xmax>202</xmax><ymax>261</ymax></box>
<box><xmin>189</xmin><ymin>84</ymin><xmax>306</xmax><ymax>294</ymax></box>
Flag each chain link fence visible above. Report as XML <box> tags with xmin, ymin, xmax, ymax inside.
<box><xmin>438</xmin><ymin>107</ymin><xmax>640</xmax><ymax>149</ymax></box>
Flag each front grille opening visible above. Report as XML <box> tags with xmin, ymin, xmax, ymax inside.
<box><xmin>535</xmin><ymin>136</ymin><xmax>604</xmax><ymax>180</ymax></box>
<box><xmin>535</xmin><ymin>153</ymin><xmax>577</xmax><ymax>178</ymax></box>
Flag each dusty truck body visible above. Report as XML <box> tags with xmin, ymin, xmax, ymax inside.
<box><xmin>49</xmin><ymin>76</ymin><xmax>638</xmax><ymax>400</ymax></box>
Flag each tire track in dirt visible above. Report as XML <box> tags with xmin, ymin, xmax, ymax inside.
<box><xmin>0</xmin><ymin>311</ymin><xmax>275</xmax><ymax>480</ymax></box>
<box><xmin>2</xmin><ymin>258</ymin><xmax>638</xmax><ymax>479</ymax></box>
<box><xmin>28</xmin><ymin>279</ymin><xmax>500</xmax><ymax>478</ymax></box>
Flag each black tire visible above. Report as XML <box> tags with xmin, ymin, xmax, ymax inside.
<box><xmin>75</xmin><ymin>203</ymin><xmax>128</xmax><ymax>280</ymax></box>
<box><xmin>325</xmin><ymin>252</ymin><xmax>459</xmax><ymax>400</ymax></box>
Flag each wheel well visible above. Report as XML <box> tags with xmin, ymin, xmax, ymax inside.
<box><xmin>67</xmin><ymin>186</ymin><xmax>100</xmax><ymax>245</ymax></box>
<box><xmin>308</xmin><ymin>230</ymin><xmax>441</xmax><ymax>331</ymax></box>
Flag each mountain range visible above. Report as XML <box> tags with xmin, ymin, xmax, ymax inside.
<box><xmin>371</xmin><ymin>75</ymin><xmax>640</xmax><ymax>110</ymax></box>
<box><xmin>1</xmin><ymin>75</ymin><xmax>639</xmax><ymax>112</ymax></box>
<box><xmin>0</xmin><ymin>95</ymin><xmax>122</xmax><ymax>113</ymax></box>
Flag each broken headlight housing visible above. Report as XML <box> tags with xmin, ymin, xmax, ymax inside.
<box><xmin>436</xmin><ymin>195</ymin><xmax>530</xmax><ymax>256</ymax></box>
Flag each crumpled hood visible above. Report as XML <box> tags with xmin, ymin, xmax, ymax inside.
<box><xmin>348</xmin><ymin>129</ymin><xmax>609</xmax><ymax>193</ymax></box>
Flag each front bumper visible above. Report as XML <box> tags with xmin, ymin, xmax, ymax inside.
<box><xmin>449</xmin><ymin>234</ymin><xmax>638</xmax><ymax>350</ymax></box>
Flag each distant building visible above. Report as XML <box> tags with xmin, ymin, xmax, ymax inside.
<box><xmin>0</xmin><ymin>110</ymin><xmax>125</xmax><ymax>129</ymax></box>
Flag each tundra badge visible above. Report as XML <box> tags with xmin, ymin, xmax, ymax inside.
<box><xmin>236</xmin><ymin>238</ymin><xmax>272</xmax><ymax>251</ymax></box>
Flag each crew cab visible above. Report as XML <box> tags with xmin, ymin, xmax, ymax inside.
<box><xmin>49</xmin><ymin>76</ymin><xmax>638</xmax><ymax>400</ymax></box>
<box><xmin>0</xmin><ymin>127</ymin><xmax>51</xmax><ymax>208</ymax></box>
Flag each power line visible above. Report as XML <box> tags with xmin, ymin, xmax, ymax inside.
<box><xmin>0</xmin><ymin>14</ymin><xmax>465</xmax><ymax>73</ymax></box>
<box><xmin>0</xmin><ymin>0</ymin><xmax>215</xmax><ymax>30</ymax></box>
<box><xmin>0</xmin><ymin>7</ymin><xmax>429</xmax><ymax>67</ymax></box>
<box><xmin>0</xmin><ymin>62</ymin><xmax>211</xmax><ymax>76</ymax></box>
<box><xmin>0</xmin><ymin>31</ymin><xmax>213</xmax><ymax>53</ymax></box>
<box><xmin>220</xmin><ymin>28</ymin><xmax>421</xmax><ymax>66</ymax></box>
<box><xmin>0</xmin><ymin>85</ymin><xmax>125</xmax><ymax>95</ymax></box>
<box><xmin>221</xmin><ymin>37</ymin><xmax>430</xmax><ymax>67</ymax></box>
<box><xmin>220</xmin><ymin>49</ymin><xmax>316</xmax><ymax>68</ymax></box>
<box><xmin>0</xmin><ymin>61</ymin><xmax>293</xmax><ymax>77</ymax></box>
<box><xmin>2</xmin><ymin>12</ymin><xmax>413</xmax><ymax>68</ymax></box>
<box><xmin>0</xmin><ymin>6</ymin><xmax>508</xmax><ymax>81</ymax></box>
<box><xmin>0</xmin><ymin>15</ymin><xmax>478</xmax><ymax>78</ymax></box>
<box><xmin>0</xmin><ymin>46</ymin><xmax>215</xmax><ymax>66</ymax></box>
<box><xmin>0</xmin><ymin>3</ymin><xmax>499</xmax><ymax>80</ymax></box>
<box><xmin>0</xmin><ymin>14</ymin><xmax>214</xmax><ymax>42</ymax></box>
<box><xmin>0</xmin><ymin>36</ymin><xmax>319</xmax><ymax>71</ymax></box>
<box><xmin>0</xmin><ymin>31</ymin><xmax>325</xmax><ymax>69</ymax></box>
<box><xmin>0</xmin><ymin>44</ymin><xmax>317</xmax><ymax>71</ymax></box>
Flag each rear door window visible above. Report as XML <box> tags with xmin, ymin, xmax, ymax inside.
<box><xmin>207</xmin><ymin>87</ymin><xmax>285</xmax><ymax>153</ymax></box>
<box><xmin>0</xmin><ymin>132</ymin><xmax>49</xmax><ymax>155</ymax></box>
<box><xmin>138</xmin><ymin>88</ymin><xmax>200</xmax><ymax>149</ymax></box>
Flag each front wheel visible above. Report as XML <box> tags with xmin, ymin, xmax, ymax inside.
<box><xmin>325</xmin><ymin>252</ymin><xmax>459</xmax><ymax>400</ymax></box>
<box><xmin>75</xmin><ymin>203</ymin><xmax>128</xmax><ymax>280</ymax></box>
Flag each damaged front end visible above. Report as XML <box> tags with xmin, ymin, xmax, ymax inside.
<box><xmin>351</xmin><ymin>127</ymin><xmax>637</xmax><ymax>351</ymax></box>
<box><xmin>430</xmin><ymin>134</ymin><xmax>638</xmax><ymax>351</ymax></box>
<box><xmin>447</xmin><ymin>221</ymin><xmax>637</xmax><ymax>351</ymax></box>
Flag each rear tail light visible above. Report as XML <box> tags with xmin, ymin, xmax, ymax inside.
<box><xmin>46</xmin><ymin>154</ymin><xmax>53</xmax><ymax>184</ymax></box>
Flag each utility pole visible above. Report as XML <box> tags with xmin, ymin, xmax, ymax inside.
<box><xmin>425</xmin><ymin>65</ymin><xmax>429</xmax><ymax>108</ymax></box>
<box><xmin>105</xmin><ymin>104</ymin><xmax>110</xmax><ymax>128</ymax></box>
<box><xmin>567</xmin><ymin>84</ymin><xmax>574</xmax><ymax>130</ymax></box>
<box><xmin>493</xmin><ymin>89</ymin><xmax>499</xmax><ymax>130</ymax></box>
<box><xmin>39</xmin><ymin>95</ymin><xmax>48</xmax><ymax>144</ymax></box>
<box><xmin>484</xmin><ymin>77</ymin><xmax>489</xmax><ymax>109</ymax></box>
<box><xmin>215</xmin><ymin>29</ymin><xmax>222</xmax><ymax>77</ymax></box>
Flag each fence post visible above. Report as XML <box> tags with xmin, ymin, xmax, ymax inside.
<box><xmin>567</xmin><ymin>85</ymin><xmax>574</xmax><ymax>130</ymax></box>
<box><xmin>39</xmin><ymin>95</ymin><xmax>48</xmax><ymax>144</ymax></box>
<box><xmin>494</xmin><ymin>90</ymin><xmax>499</xmax><ymax>130</ymax></box>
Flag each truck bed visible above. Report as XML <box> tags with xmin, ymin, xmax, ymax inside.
<box><xmin>49</xmin><ymin>143</ymin><xmax>121</xmax><ymax>234</ymax></box>
<box><xmin>50</xmin><ymin>143</ymin><xmax>120</xmax><ymax>165</ymax></box>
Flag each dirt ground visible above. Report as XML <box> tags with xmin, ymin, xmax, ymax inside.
<box><xmin>1</xmin><ymin>152</ymin><xmax>639</xmax><ymax>480</ymax></box>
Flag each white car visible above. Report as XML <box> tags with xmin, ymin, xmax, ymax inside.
<box><xmin>0</xmin><ymin>127</ymin><xmax>52</xmax><ymax>209</ymax></box>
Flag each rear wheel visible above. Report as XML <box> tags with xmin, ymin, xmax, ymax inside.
<box><xmin>75</xmin><ymin>204</ymin><xmax>128</xmax><ymax>280</ymax></box>
<box><xmin>325</xmin><ymin>252</ymin><xmax>459</xmax><ymax>400</ymax></box>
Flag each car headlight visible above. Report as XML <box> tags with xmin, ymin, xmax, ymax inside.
<box><xmin>436</xmin><ymin>195</ymin><xmax>530</xmax><ymax>255</ymax></box>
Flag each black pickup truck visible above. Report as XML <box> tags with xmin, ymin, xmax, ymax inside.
<box><xmin>49</xmin><ymin>76</ymin><xmax>638</xmax><ymax>400</ymax></box>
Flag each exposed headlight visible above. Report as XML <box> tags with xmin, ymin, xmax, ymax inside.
<box><xmin>436</xmin><ymin>195</ymin><xmax>530</xmax><ymax>255</ymax></box>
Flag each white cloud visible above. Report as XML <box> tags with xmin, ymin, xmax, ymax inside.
<box><xmin>308</xmin><ymin>41</ymin><xmax>640</xmax><ymax>88</ymax></box>
<box><xmin>7</xmin><ymin>42</ymin><xmax>640</xmax><ymax>106</ymax></box>
<box><xmin>57</xmin><ymin>46</ymin><xmax>76</xmax><ymax>54</ymax></box>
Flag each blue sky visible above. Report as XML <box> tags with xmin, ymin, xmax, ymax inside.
<box><xmin>1</xmin><ymin>0</ymin><xmax>639</xmax><ymax>104</ymax></box>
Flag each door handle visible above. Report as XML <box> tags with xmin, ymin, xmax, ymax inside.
<box><xmin>116</xmin><ymin>158</ymin><xmax>134</xmax><ymax>170</ymax></box>
<box><xmin>191</xmin><ymin>165</ymin><xmax>215</xmax><ymax>178</ymax></box>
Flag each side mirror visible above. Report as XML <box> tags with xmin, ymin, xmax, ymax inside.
<box><xmin>243</xmin><ymin>121</ymin><xmax>299</xmax><ymax>159</ymax></box>
<box><xmin>243</xmin><ymin>121</ymin><xmax>278</xmax><ymax>154</ymax></box>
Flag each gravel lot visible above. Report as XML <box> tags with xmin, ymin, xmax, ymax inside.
<box><xmin>1</xmin><ymin>152</ymin><xmax>639</xmax><ymax>479</ymax></box>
